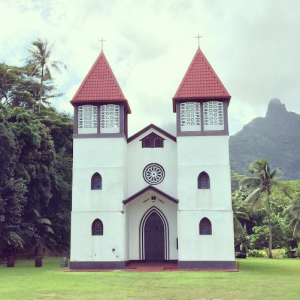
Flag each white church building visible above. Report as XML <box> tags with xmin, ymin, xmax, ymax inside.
<box><xmin>69</xmin><ymin>47</ymin><xmax>235</xmax><ymax>269</ymax></box>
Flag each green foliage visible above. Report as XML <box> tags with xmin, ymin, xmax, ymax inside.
<box><xmin>235</xmin><ymin>224</ymin><xmax>250</xmax><ymax>256</ymax></box>
<box><xmin>0</xmin><ymin>63</ymin><xmax>59</xmax><ymax>110</ymax></box>
<box><xmin>232</xmin><ymin>167</ymin><xmax>300</xmax><ymax>255</ymax></box>
<box><xmin>0</xmin><ymin>104</ymin><xmax>27</xmax><ymax>254</ymax></box>
<box><xmin>247</xmin><ymin>249</ymin><xmax>264</xmax><ymax>257</ymax></box>
<box><xmin>0</xmin><ymin>63</ymin><xmax>36</xmax><ymax>109</ymax></box>
<box><xmin>230</xmin><ymin>170</ymin><xmax>247</xmax><ymax>193</ymax></box>
<box><xmin>284</xmin><ymin>192</ymin><xmax>300</xmax><ymax>237</ymax></box>
<box><xmin>232</xmin><ymin>198</ymin><xmax>250</xmax><ymax>235</ymax></box>
<box><xmin>0</xmin><ymin>102</ymin><xmax>72</xmax><ymax>257</ymax></box>
<box><xmin>232</xmin><ymin>162</ymin><xmax>300</xmax><ymax>258</ymax></box>
<box><xmin>0</xmin><ymin>40</ymin><xmax>71</xmax><ymax>257</ymax></box>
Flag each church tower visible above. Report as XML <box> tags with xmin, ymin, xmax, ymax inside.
<box><xmin>173</xmin><ymin>48</ymin><xmax>235</xmax><ymax>269</ymax></box>
<box><xmin>70</xmin><ymin>50</ymin><xmax>131</xmax><ymax>269</ymax></box>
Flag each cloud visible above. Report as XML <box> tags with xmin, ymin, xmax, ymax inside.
<box><xmin>1</xmin><ymin>0</ymin><xmax>299</xmax><ymax>137</ymax></box>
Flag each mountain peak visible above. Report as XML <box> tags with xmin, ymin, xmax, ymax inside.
<box><xmin>230</xmin><ymin>98</ymin><xmax>300</xmax><ymax>180</ymax></box>
<box><xmin>266</xmin><ymin>98</ymin><xmax>287</xmax><ymax>118</ymax></box>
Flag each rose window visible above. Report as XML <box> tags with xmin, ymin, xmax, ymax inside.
<box><xmin>143</xmin><ymin>163</ymin><xmax>165</xmax><ymax>185</ymax></box>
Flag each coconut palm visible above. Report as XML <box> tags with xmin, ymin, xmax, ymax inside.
<box><xmin>284</xmin><ymin>195</ymin><xmax>300</xmax><ymax>237</ymax></box>
<box><xmin>241</xmin><ymin>159</ymin><xmax>282</xmax><ymax>258</ymax></box>
<box><xmin>24</xmin><ymin>38</ymin><xmax>67</xmax><ymax>112</ymax></box>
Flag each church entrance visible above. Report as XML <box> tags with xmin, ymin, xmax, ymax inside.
<box><xmin>144</xmin><ymin>212</ymin><xmax>165</xmax><ymax>261</ymax></box>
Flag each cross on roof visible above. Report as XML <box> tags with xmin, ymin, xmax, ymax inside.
<box><xmin>99</xmin><ymin>38</ymin><xmax>106</xmax><ymax>52</ymax></box>
<box><xmin>195</xmin><ymin>34</ymin><xmax>203</xmax><ymax>48</ymax></box>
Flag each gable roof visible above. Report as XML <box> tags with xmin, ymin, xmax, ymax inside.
<box><xmin>70</xmin><ymin>51</ymin><xmax>131</xmax><ymax>113</ymax></box>
<box><xmin>123</xmin><ymin>185</ymin><xmax>179</xmax><ymax>205</ymax></box>
<box><xmin>127</xmin><ymin>124</ymin><xmax>176</xmax><ymax>143</ymax></box>
<box><xmin>173</xmin><ymin>48</ymin><xmax>231</xmax><ymax>112</ymax></box>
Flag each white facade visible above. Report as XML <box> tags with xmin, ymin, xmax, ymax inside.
<box><xmin>70</xmin><ymin>123</ymin><xmax>235</xmax><ymax>269</ymax></box>
<box><xmin>176</xmin><ymin>135</ymin><xmax>235</xmax><ymax>266</ymax></box>
<box><xmin>70</xmin><ymin>49</ymin><xmax>235</xmax><ymax>270</ymax></box>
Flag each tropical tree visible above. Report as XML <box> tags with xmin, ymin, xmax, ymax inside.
<box><xmin>235</xmin><ymin>224</ymin><xmax>250</xmax><ymax>258</ymax></box>
<box><xmin>232</xmin><ymin>197</ymin><xmax>250</xmax><ymax>236</ymax></box>
<box><xmin>285</xmin><ymin>195</ymin><xmax>300</xmax><ymax>237</ymax></box>
<box><xmin>241</xmin><ymin>159</ymin><xmax>282</xmax><ymax>258</ymax></box>
<box><xmin>0</xmin><ymin>104</ymin><xmax>27</xmax><ymax>256</ymax></box>
<box><xmin>24</xmin><ymin>38</ymin><xmax>67</xmax><ymax>112</ymax></box>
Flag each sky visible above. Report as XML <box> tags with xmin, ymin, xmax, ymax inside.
<box><xmin>1</xmin><ymin>0</ymin><xmax>299</xmax><ymax>136</ymax></box>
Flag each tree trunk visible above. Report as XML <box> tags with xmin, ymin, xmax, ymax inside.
<box><xmin>39</xmin><ymin>67</ymin><xmax>44</xmax><ymax>112</ymax></box>
<box><xmin>266</xmin><ymin>193</ymin><xmax>273</xmax><ymax>258</ymax></box>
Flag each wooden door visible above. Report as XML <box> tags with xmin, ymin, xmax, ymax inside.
<box><xmin>145</xmin><ymin>212</ymin><xmax>164</xmax><ymax>261</ymax></box>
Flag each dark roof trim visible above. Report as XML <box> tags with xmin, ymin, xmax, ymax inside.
<box><xmin>139</xmin><ymin>132</ymin><xmax>166</xmax><ymax>141</ymax></box>
<box><xmin>123</xmin><ymin>185</ymin><xmax>179</xmax><ymax>205</ymax></box>
<box><xmin>128</xmin><ymin>124</ymin><xmax>176</xmax><ymax>143</ymax></box>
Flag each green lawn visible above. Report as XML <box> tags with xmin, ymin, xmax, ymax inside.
<box><xmin>0</xmin><ymin>258</ymin><xmax>300</xmax><ymax>300</ymax></box>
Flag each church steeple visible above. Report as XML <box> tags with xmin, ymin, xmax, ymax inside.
<box><xmin>173</xmin><ymin>48</ymin><xmax>230</xmax><ymax>136</ymax></box>
<box><xmin>71</xmin><ymin>51</ymin><xmax>130</xmax><ymax>137</ymax></box>
<box><xmin>173</xmin><ymin>48</ymin><xmax>230</xmax><ymax>112</ymax></box>
<box><xmin>71</xmin><ymin>51</ymin><xmax>131</xmax><ymax>113</ymax></box>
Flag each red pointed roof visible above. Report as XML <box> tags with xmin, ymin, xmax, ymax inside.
<box><xmin>173</xmin><ymin>48</ymin><xmax>230</xmax><ymax>112</ymax></box>
<box><xmin>71</xmin><ymin>51</ymin><xmax>131</xmax><ymax>113</ymax></box>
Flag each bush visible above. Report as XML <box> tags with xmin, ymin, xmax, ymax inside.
<box><xmin>235</xmin><ymin>251</ymin><xmax>246</xmax><ymax>258</ymax></box>
<box><xmin>248</xmin><ymin>250</ymin><xmax>264</xmax><ymax>257</ymax></box>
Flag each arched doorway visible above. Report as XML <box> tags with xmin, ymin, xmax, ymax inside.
<box><xmin>145</xmin><ymin>212</ymin><xmax>165</xmax><ymax>261</ymax></box>
<box><xmin>139</xmin><ymin>207</ymin><xmax>169</xmax><ymax>261</ymax></box>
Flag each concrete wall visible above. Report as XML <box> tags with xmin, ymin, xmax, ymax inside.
<box><xmin>71</xmin><ymin>137</ymin><xmax>127</xmax><ymax>262</ymax></box>
<box><xmin>71</xmin><ymin>211</ymin><xmax>125</xmax><ymax>262</ymax></box>
<box><xmin>177</xmin><ymin>136</ymin><xmax>231</xmax><ymax>211</ymax></box>
<box><xmin>177</xmin><ymin>210</ymin><xmax>235</xmax><ymax>261</ymax></box>
<box><xmin>72</xmin><ymin>138</ymin><xmax>127</xmax><ymax>212</ymax></box>
<box><xmin>177</xmin><ymin>135</ymin><xmax>235</xmax><ymax>262</ymax></box>
<box><xmin>127</xmin><ymin>128</ymin><xmax>177</xmax><ymax>198</ymax></box>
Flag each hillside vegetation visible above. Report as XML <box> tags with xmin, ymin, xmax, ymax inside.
<box><xmin>230</xmin><ymin>98</ymin><xmax>300</xmax><ymax>180</ymax></box>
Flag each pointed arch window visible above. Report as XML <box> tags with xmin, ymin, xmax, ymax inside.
<box><xmin>140</xmin><ymin>132</ymin><xmax>165</xmax><ymax>148</ymax></box>
<box><xmin>199</xmin><ymin>218</ymin><xmax>212</xmax><ymax>235</ymax></box>
<box><xmin>154</xmin><ymin>137</ymin><xmax>163</xmax><ymax>148</ymax></box>
<box><xmin>198</xmin><ymin>172</ymin><xmax>210</xmax><ymax>189</ymax></box>
<box><xmin>91</xmin><ymin>173</ymin><xmax>102</xmax><ymax>190</ymax></box>
<box><xmin>92</xmin><ymin>219</ymin><xmax>103</xmax><ymax>235</ymax></box>
<box><xmin>143</xmin><ymin>137</ymin><xmax>151</xmax><ymax>148</ymax></box>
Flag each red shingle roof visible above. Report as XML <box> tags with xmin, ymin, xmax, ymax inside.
<box><xmin>71</xmin><ymin>51</ymin><xmax>131</xmax><ymax>113</ymax></box>
<box><xmin>173</xmin><ymin>48</ymin><xmax>230</xmax><ymax>112</ymax></box>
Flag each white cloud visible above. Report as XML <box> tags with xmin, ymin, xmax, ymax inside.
<box><xmin>1</xmin><ymin>0</ymin><xmax>300</xmax><ymax>136</ymax></box>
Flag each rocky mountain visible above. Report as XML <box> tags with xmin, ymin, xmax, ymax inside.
<box><xmin>229</xmin><ymin>98</ymin><xmax>300</xmax><ymax>180</ymax></box>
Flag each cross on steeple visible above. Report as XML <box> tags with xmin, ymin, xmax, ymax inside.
<box><xmin>99</xmin><ymin>38</ymin><xmax>106</xmax><ymax>52</ymax></box>
<box><xmin>195</xmin><ymin>34</ymin><xmax>203</xmax><ymax>48</ymax></box>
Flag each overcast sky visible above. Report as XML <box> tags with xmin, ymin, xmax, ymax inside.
<box><xmin>1</xmin><ymin>0</ymin><xmax>299</xmax><ymax>136</ymax></box>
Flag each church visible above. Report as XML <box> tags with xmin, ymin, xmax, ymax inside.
<box><xmin>69</xmin><ymin>45</ymin><xmax>235</xmax><ymax>269</ymax></box>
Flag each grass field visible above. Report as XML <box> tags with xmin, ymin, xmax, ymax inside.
<box><xmin>1</xmin><ymin>258</ymin><xmax>300</xmax><ymax>300</ymax></box>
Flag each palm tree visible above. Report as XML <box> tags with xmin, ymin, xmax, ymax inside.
<box><xmin>24</xmin><ymin>38</ymin><xmax>67</xmax><ymax>112</ymax></box>
<box><xmin>241</xmin><ymin>159</ymin><xmax>281</xmax><ymax>258</ymax></box>
<box><xmin>284</xmin><ymin>195</ymin><xmax>300</xmax><ymax>237</ymax></box>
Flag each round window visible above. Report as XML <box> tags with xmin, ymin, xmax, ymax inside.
<box><xmin>143</xmin><ymin>163</ymin><xmax>165</xmax><ymax>185</ymax></box>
